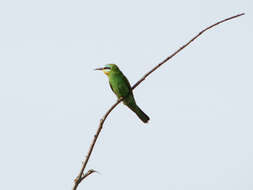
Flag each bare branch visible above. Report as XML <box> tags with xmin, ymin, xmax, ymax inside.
<box><xmin>72</xmin><ymin>98</ymin><xmax>122</xmax><ymax>190</ymax></box>
<box><xmin>132</xmin><ymin>13</ymin><xmax>245</xmax><ymax>90</ymax></box>
<box><xmin>72</xmin><ymin>13</ymin><xmax>245</xmax><ymax>190</ymax></box>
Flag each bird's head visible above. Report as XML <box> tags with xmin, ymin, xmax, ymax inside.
<box><xmin>94</xmin><ymin>64</ymin><xmax>119</xmax><ymax>76</ymax></box>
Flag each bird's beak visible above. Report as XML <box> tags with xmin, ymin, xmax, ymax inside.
<box><xmin>94</xmin><ymin>67</ymin><xmax>104</xmax><ymax>71</ymax></box>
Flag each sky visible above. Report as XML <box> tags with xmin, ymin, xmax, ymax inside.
<box><xmin>0</xmin><ymin>0</ymin><xmax>252</xmax><ymax>190</ymax></box>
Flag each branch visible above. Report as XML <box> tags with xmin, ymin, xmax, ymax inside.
<box><xmin>72</xmin><ymin>13</ymin><xmax>245</xmax><ymax>190</ymax></box>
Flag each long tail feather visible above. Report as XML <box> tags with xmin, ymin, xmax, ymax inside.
<box><xmin>127</xmin><ymin>103</ymin><xmax>150</xmax><ymax>123</ymax></box>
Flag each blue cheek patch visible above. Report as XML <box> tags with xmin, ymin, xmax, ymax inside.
<box><xmin>105</xmin><ymin>64</ymin><xmax>111</xmax><ymax>68</ymax></box>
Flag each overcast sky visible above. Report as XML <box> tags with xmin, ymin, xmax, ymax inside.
<box><xmin>0</xmin><ymin>0</ymin><xmax>252</xmax><ymax>190</ymax></box>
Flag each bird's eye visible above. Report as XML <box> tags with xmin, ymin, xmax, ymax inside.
<box><xmin>103</xmin><ymin>67</ymin><xmax>111</xmax><ymax>70</ymax></box>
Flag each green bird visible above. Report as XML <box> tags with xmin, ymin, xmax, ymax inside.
<box><xmin>95</xmin><ymin>64</ymin><xmax>150</xmax><ymax>123</ymax></box>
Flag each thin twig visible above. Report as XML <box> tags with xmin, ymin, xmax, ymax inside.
<box><xmin>72</xmin><ymin>13</ymin><xmax>244</xmax><ymax>190</ymax></box>
<box><xmin>80</xmin><ymin>169</ymin><xmax>98</xmax><ymax>181</ymax></box>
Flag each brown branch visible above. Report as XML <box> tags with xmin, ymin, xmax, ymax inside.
<box><xmin>72</xmin><ymin>97</ymin><xmax>123</xmax><ymax>190</ymax></box>
<box><xmin>72</xmin><ymin>13</ymin><xmax>245</xmax><ymax>190</ymax></box>
<box><xmin>132</xmin><ymin>13</ymin><xmax>245</xmax><ymax>89</ymax></box>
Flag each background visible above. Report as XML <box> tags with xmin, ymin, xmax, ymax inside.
<box><xmin>0</xmin><ymin>0</ymin><xmax>252</xmax><ymax>190</ymax></box>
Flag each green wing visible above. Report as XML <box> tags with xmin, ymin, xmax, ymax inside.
<box><xmin>109</xmin><ymin>82</ymin><xmax>114</xmax><ymax>92</ymax></box>
<box><xmin>109</xmin><ymin>73</ymin><xmax>132</xmax><ymax>99</ymax></box>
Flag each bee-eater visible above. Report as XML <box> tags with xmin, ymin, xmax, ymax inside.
<box><xmin>95</xmin><ymin>64</ymin><xmax>150</xmax><ymax>123</ymax></box>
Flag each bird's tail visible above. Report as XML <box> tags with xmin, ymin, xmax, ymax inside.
<box><xmin>127</xmin><ymin>103</ymin><xmax>150</xmax><ymax>123</ymax></box>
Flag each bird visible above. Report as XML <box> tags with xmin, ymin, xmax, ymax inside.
<box><xmin>95</xmin><ymin>64</ymin><xmax>150</xmax><ymax>123</ymax></box>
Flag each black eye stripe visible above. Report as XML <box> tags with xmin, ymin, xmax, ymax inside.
<box><xmin>104</xmin><ymin>67</ymin><xmax>111</xmax><ymax>70</ymax></box>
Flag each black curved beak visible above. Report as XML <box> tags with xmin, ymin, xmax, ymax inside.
<box><xmin>94</xmin><ymin>67</ymin><xmax>104</xmax><ymax>71</ymax></box>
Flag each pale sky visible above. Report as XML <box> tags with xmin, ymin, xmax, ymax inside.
<box><xmin>0</xmin><ymin>0</ymin><xmax>252</xmax><ymax>190</ymax></box>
